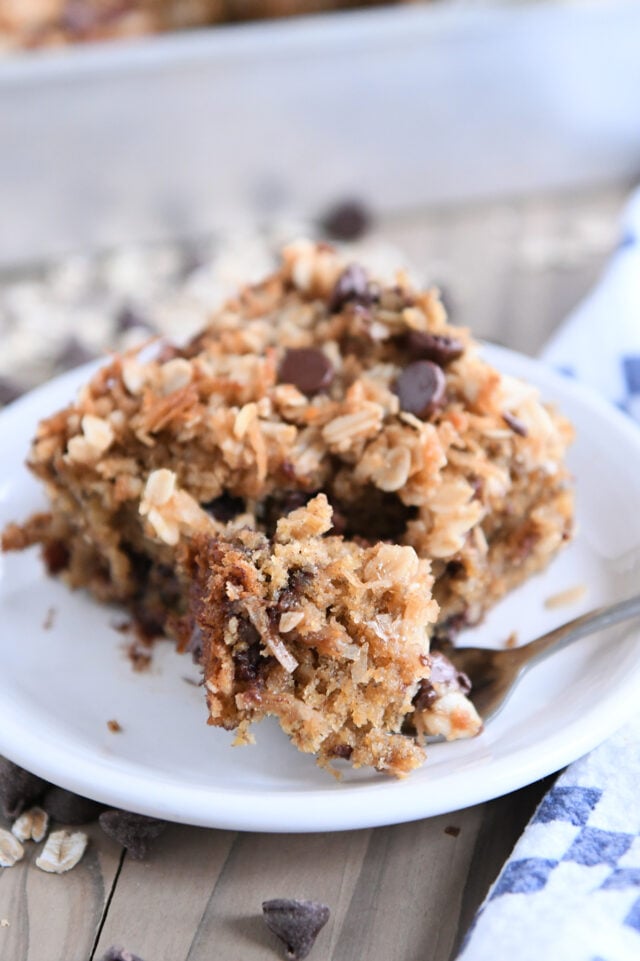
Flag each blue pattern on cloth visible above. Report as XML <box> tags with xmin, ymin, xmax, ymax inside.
<box><xmin>456</xmin><ymin>189</ymin><xmax>640</xmax><ymax>961</ymax></box>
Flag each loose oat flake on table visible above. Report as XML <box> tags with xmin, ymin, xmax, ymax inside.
<box><xmin>1</xmin><ymin>241</ymin><xmax>574</xmax><ymax>777</ymax></box>
<box><xmin>11</xmin><ymin>806</ymin><xmax>49</xmax><ymax>843</ymax></box>
<box><xmin>35</xmin><ymin>829</ymin><xmax>88</xmax><ymax>874</ymax></box>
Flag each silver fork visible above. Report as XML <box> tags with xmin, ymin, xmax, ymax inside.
<box><xmin>445</xmin><ymin>593</ymin><xmax>640</xmax><ymax>723</ymax></box>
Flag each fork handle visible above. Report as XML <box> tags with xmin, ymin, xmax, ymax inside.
<box><xmin>513</xmin><ymin>592</ymin><xmax>640</xmax><ymax>669</ymax></box>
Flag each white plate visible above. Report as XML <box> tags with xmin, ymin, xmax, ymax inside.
<box><xmin>1</xmin><ymin>345</ymin><xmax>640</xmax><ymax>833</ymax></box>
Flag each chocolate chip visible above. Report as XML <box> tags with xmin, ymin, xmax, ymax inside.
<box><xmin>278</xmin><ymin>349</ymin><xmax>334</xmax><ymax>397</ymax></box>
<box><xmin>202</xmin><ymin>492</ymin><xmax>246</xmax><ymax>522</ymax></box>
<box><xmin>393</xmin><ymin>361</ymin><xmax>446</xmax><ymax>419</ymax></box>
<box><xmin>429</xmin><ymin>650</ymin><xmax>471</xmax><ymax>695</ymax></box>
<box><xmin>502</xmin><ymin>411</ymin><xmax>528</xmax><ymax>436</ymax></box>
<box><xmin>42</xmin><ymin>539</ymin><xmax>70</xmax><ymax>574</ymax></box>
<box><xmin>42</xmin><ymin>786</ymin><xmax>104</xmax><ymax>825</ymax></box>
<box><xmin>320</xmin><ymin>199</ymin><xmax>372</xmax><ymax>242</ymax></box>
<box><xmin>116</xmin><ymin>305</ymin><xmax>155</xmax><ymax>334</ymax></box>
<box><xmin>330</xmin><ymin>743</ymin><xmax>353</xmax><ymax>760</ymax></box>
<box><xmin>405</xmin><ymin>331</ymin><xmax>464</xmax><ymax>366</ymax></box>
<box><xmin>262</xmin><ymin>899</ymin><xmax>330</xmax><ymax>960</ymax></box>
<box><xmin>0</xmin><ymin>757</ymin><xmax>49</xmax><ymax>819</ymax></box>
<box><xmin>329</xmin><ymin>264</ymin><xmax>378</xmax><ymax>312</ymax></box>
<box><xmin>99</xmin><ymin>810</ymin><xmax>167</xmax><ymax>860</ymax></box>
<box><xmin>100</xmin><ymin>949</ymin><xmax>145</xmax><ymax>961</ymax></box>
<box><xmin>0</xmin><ymin>377</ymin><xmax>25</xmax><ymax>406</ymax></box>
<box><xmin>413</xmin><ymin>679</ymin><xmax>438</xmax><ymax>712</ymax></box>
<box><xmin>55</xmin><ymin>336</ymin><xmax>96</xmax><ymax>372</ymax></box>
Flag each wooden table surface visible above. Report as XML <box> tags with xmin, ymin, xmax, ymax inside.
<box><xmin>0</xmin><ymin>182</ymin><xmax>631</xmax><ymax>961</ymax></box>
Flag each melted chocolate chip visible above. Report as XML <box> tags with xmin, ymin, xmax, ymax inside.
<box><xmin>329</xmin><ymin>264</ymin><xmax>379</xmax><ymax>312</ymax></box>
<box><xmin>0</xmin><ymin>757</ymin><xmax>49</xmax><ymax>819</ymax></box>
<box><xmin>320</xmin><ymin>199</ymin><xmax>372</xmax><ymax>241</ymax></box>
<box><xmin>233</xmin><ymin>626</ymin><xmax>264</xmax><ymax>683</ymax></box>
<box><xmin>393</xmin><ymin>361</ymin><xmax>446</xmax><ymax>419</ymax></box>
<box><xmin>42</xmin><ymin>786</ymin><xmax>104</xmax><ymax>825</ymax></box>
<box><xmin>278</xmin><ymin>348</ymin><xmax>334</xmax><ymax>397</ymax></box>
<box><xmin>99</xmin><ymin>810</ymin><xmax>167</xmax><ymax>860</ymax></box>
<box><xmin>262</xmin><ymin>490</ymin><xmax>316</xmax><ymax>536</ymax></box>
<box><xmin>429</xmin><ymin>650</ymin><xmax>471</xmax><ymax>694</ymax></box>
<box><xmin>502</xmin><ymin>411</ymin><xmax>528</xmax><ymax>437</ymax></box>
<box><xmin>413</xmin><ymin>680</ymin><xmax>438</xmax><ymax>712</ymax></box>
<box><xmin>42</xmin><ymin>540</ymin><xmax>70</xmax><ymax>575</ymax></box>
<box><xmin>202</xmin><ymin>492</ymin><xmax>246</xmax><ymax>523</ymax></box>
<box><xmin>330</xmin><ymin>743</ymin><xmax>353</xmax><ymax>759</ymax></box>
<box><xmin>262</xmin><ymin>899</ymin><xmax>330</xmax><ymax>961</ymax></box>
<box><xmin>405</xmin><ymin>331</ymin><xmax>464</xmax><ymax>366</ymax></box>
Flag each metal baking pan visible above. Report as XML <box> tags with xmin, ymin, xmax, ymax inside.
<box><xmin>1</xmin><ymin>0</ymin><xmax>639</xmax><ymax>266</ymax></box>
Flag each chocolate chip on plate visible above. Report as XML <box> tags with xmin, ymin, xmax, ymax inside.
<box><xmin>100</xmin><ymin>948</ymin><xmax>146</xmax><ymax>961</ymax></box>
<box><xmin>42</xmin><ymin>786</ymin><xmax>105</xmax><ymax>825</ymax></box>
<box><xmin>262</xmin><ymin>898</ymin><xmax>330</xmax><ymax>960</ymax></box>
<box><xmin>329</xmin><ymin>264</ymin><xmax>378</xmax><ymax>312</ymax></box>
<box><xmin>320</xmin><ymin>199</ymin><xmax>372</xmax><ymax>242</ymax></box>
<box><xmin>405</xmin><ymin>331</ymin><xmax>464</xmax><ymax>366</ymax></box>
<box><xmin>394</xmin><ymin>361</ymin><xmax>446</xmax><ymax>419</ymax></box>
<box><xmin>278</xmin><ymin>348</ymin><xmax>334</xmax><ymax>397</ymax></box>
<box><xmin>99</xmin><ymin>810</ymin><xmax>168</xmax><ymax>860</ymax></box>
<box><xmin>0</xmin><ymin>757</ymin><xmax>49</xmax><ymax>819</ymax></box>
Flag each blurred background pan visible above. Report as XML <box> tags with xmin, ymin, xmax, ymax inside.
<box><xmin>1</xmin><ymin>0</ymin><xmax>639</xmax><ymax>266</ymax></box>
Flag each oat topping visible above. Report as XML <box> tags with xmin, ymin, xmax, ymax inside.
<box><xmin>11</xmin><ymin>806</ymin><xmax>49</xmax><ymax>843</ymax></box>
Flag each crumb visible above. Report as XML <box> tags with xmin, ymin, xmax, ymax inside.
<box><xmin>125</xmin><ymin>641</ymin><xmax>153</xmax><ymax>673</ymax></box>
<box><xmin>42</xmin><ymin>606</ymin><xmax>56</xmax><ymax>630</ymax></box>
<box><xmin>504</xmin><ymin>631</ymin><xmax>518</xmax><ymax>649</ymax></box>
<box><xmin>444</xmin><ymin>825</ymin><xmax>461</xmax><ymax>837</ymax></box>
<box><xmin>0</xmin><ymin>919</ymin><xmax>9</xmax><ymax>928</ymax></box>
<box><xmin>107</xmin><ymin>720</ymin><xmax>123</xmax><ymax>733</ymax></box>
<box><xmin>544</xmin><ymin>584</ymin><xmax>587</xmax><ymax>610</ymax></box>
<box><xmin>112</xmin><ymin>619</ymin><xmax>132</xmax><ymax>634</ymax></box>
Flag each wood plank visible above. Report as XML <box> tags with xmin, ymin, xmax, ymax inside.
<box><xmin>0</xmin><ymin>815</ymin><xmax>122</xmax><ymax>961</ymax></box>
<box><xmin>92</xmin><ymin>825</ymin><xmax>236</xmax><ymax>961</ymax></box>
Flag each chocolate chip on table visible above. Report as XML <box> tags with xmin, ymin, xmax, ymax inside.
<box><xmin>99</xmin><ymin>810</ymin><xmax>168</xmax><ymax>859</ymax></box>
<box><xmin>42</xmin><ymin>786</ymin><xmax>105</xmax><ymax>825</ymax></box>
<box><xmin>100</xmin><ymin>949</ymin><xmax>146</xmax><ymax>961</ymax></box>
<box><xmin>329</xmin><ymin>264</ymin><xmax>379</xmax><ymax>312</ymax></box>
<box><xmin>278</xmin><ymin>348</ymin><xmax>334</xmax><ymax>397</ymax></box>
<box><xmin>393</xmin><ymin>360</ymin><xmax>446</xmax><ymax>419</ymax></box>
<box><xmin>502</xmin><ymin>411</ymin><xmax>528</xmax><ymax>436</ymax></box>
<box><xmin>262</xmin><ymin>899</ymin><xmax>330</xmax><ymax>960</ymax></box>
<box><xmin>0</xmin><ymin>757</ymin><xmax>49</xmax><ymax>819</ymax></box>
<box><xmin>320</xmin><ymin>199</ymin><xmax>372</xmax><ymax>242</ymax></box>
<box><xmin>405</xmin><ymin>331</ymin><xmax>464</xmax><ymax>366</ymax></box>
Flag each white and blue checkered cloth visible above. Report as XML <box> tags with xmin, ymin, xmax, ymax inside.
<box><xmin>458</xmin><ymin>192</ymin><xmax>640</xmax><ymax>961</ymax></box>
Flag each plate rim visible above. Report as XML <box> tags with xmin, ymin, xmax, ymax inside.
<box><xmin>1</xmin><ymin>344</ymin><xmax>640</xmax><ymax>832</ymax></box>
